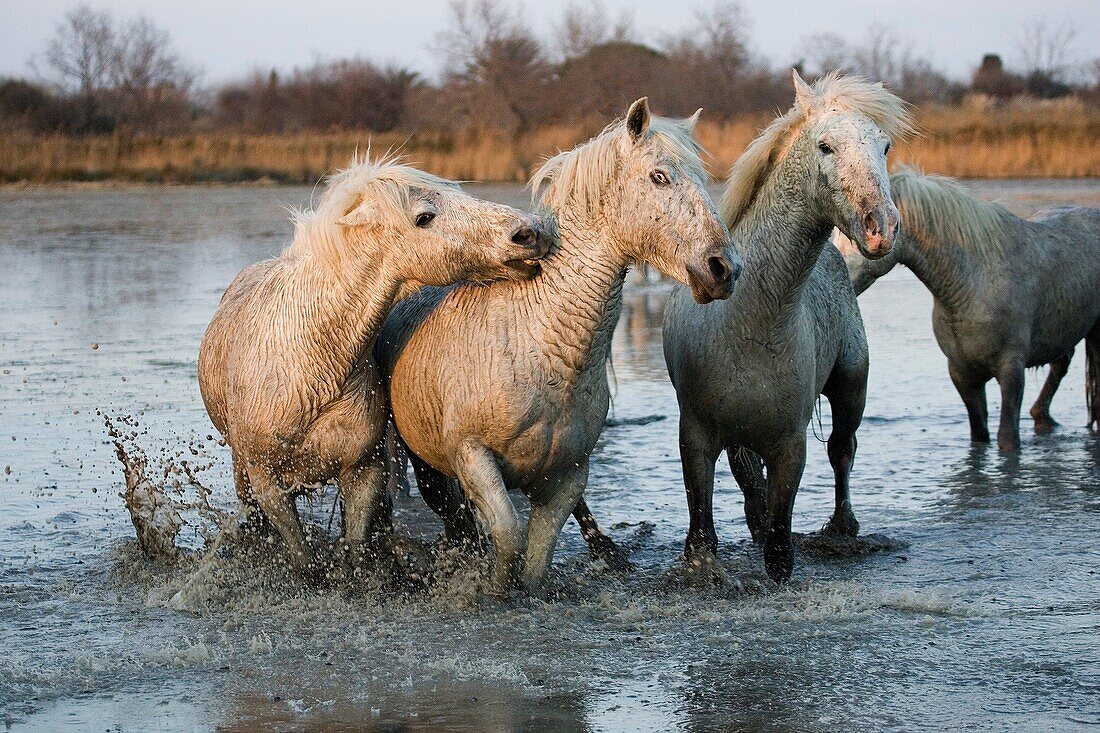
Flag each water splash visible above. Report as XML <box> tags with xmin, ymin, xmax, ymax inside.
<box><xmin>102</xmin><ymin>412</ymin><xmax>230</xmax><ymax>560</ymax></box>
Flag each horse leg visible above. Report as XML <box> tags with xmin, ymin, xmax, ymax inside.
<box><xmin>247</xmin><ymin>465</ymin><xmax>313</xmax><ymax>575</ymax></box>
<box><xmin>572</xmin><ymin>497</ymin><xmax>633</xmax><ymax>571</ymax></box>
<box><xmin>679</xmin><ymin>413</ymin><xmax>722</xmax><ymax>562</ymax></box>
<box><xmin>821</xmin><ymin>364</ymin><xmax>867</xmax><ymax>537</ymax></box>
<box><xmin>452</xmin><ymin>442</ymin><xmax>524</xmax><ymax>596</ymax></box>
<box><xmin>761</xmin><ymin>437</ymin><xmax>807</xmax><ymax>583</ymax></box>
<box><xmin>338</xmin><ymin>449</ymin><xmax>388</xmax><ymax>566</ymax></box>
<box><xmin>726</xmin><ymin>445</ymin><xmax>767</xmax><ymax>544</ymax></box>
<box><xmin>823</xmin><ymin>432</ymin><xmax>860</xmax><ymax>536</ymax></box>
<box><xmin>1088</xmin><ymin>327</ymin><xmax>1100</xmax><ymax>431</ymax></box>
<box><xmin>232</xmin><ymin>452</ymin><xmax>273</xmax><ymax>535</ymax></box>
<box><xmin>523</xmin><ymin>463</ymin><xmax>589</xmax><ymax>597</ymax></box>
<box><xmin>996</xmin><ymin>356</ymin><xmax>1026</xmax><ymax>453</ymax></box>
<box><xmin>948</xmin><ymin>362</ymin><xmax>990</xmax><ymax>443</ymax></box>
<box><xmin>1030</xmin><ymin>351</ymin><xmax>1073</xmax><ymax>434</ymax></box>
<box><xmin>384</xmin><ymin>421</ymin><xmax>412</xmax><ymax>498</ymax></box>
<box><xmin>409</xmin><ymin>452</ymin><xmax>481</xmax><ymax>548</ymax></box>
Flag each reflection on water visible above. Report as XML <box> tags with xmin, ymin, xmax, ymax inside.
<box><xmin>1</xmin><ymin>181</ymin><xmax>1099</xmax><ymax>731</ymax></box>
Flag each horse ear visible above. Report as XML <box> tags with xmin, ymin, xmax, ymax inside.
<box><xmin>337</xmin><ymin>196</ymin><xmax>379</xmax><ymax>229</ymax></box>
<box><xmin>626</xmin><ymin>97</ymin><xmax>651</xmax><ymax>143</ymax></box>
<box><xmin>684</xmin><ymin>108</ymin><xmax>703</xmax><ymax>131</ymax></box>
<box><xmin>792</xmin><ymin>68</ymin><xmax>815</xmax><ymax>114</ymax></box>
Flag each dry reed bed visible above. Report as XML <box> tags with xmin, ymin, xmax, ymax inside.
<box><xmin>3</xmin><ymin>104</ymin><xmax>1099</xmax><ymax>184</ymax></box>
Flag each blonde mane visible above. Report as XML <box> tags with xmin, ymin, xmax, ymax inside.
<box><xmin>529</xmin><ymin>115</ymin><xmax>706</xmax><ymax>216</ymax></box>
<box><xmin>890</xmin><ymin>166</ymin><xmax>1014</xmax><ymax>256</ymax></box>
<box><xmin>289</xmin><ymin>154</ymin><xmax>459</xmax><ymax>257</ymax></box>
<box><xmin>720</xmin><ymin>72</ymin><xmax>915</xmax><ymax>227</ymax></box>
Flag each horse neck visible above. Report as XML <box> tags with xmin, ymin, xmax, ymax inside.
<box><xmin>525</xmin><ymin>205</ymin><xmax>629</xmax><ymax>383</ymax></box>
<box><xmin>287</xmin><ymin>231</ymin><xmax>400</xmax><ymax>374</ymax></box>
<box><xmin>727</xmin><ymin>148</ymin><xmax>833</xmax><ymax>334</ymax></box>
<box><xmin>894</xmin><ymin>229</ymin><xmax>981</xmax><ymax>313</ymax></box>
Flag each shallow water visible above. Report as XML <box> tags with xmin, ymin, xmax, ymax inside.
<box><xmin>1</xmin><ymin>180</ymin><xmax>1099</xmax><ymax>732</ymax></box>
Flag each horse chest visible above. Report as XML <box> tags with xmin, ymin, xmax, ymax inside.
<box><xmin>294</xmin><ymin>369</ymin><xmax>386</xmax><ymax>477</ymax></box>
<box><xmin>696</xmin><ymin>346</ymin><xmax>814</xmax><ymax>439</ymax></box>
<box><xmin>494</xmin><ymin>378</ymin><xmax>607</xmax><ymax>485</ymax></box>
<box><xmin>932</xmin><ymin>305</ymin><xmax>1012</xmax><ymax>374</ymax></box>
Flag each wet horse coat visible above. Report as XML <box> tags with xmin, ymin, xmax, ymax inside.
<box><xmin>663</xmin><ymin>72</ymin><xmax>913</xmax><ymax>582</ymax></box>
<box><xmin>197</xmin><ymin>157</ymin><xmax>546</xmax><ymax>572</ymax></box>
<box><xmin>377</xmin><ymin>100</ymin><xmax>739</xmax><ymax>596</ymax></box>
<box><xmin>839</xmin><ymin>168</ymin><xmax>1100</xmax><ymax>450</ymax></box>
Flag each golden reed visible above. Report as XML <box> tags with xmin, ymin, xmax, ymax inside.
<box><xmin>3</xmin><ymin>102</ymin><xmax>1098</xmax><ymax>184</ymax></box>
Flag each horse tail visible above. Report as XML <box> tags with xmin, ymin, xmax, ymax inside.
<box><xmin>1087</xmin><ymin>334</ymin><xmax>1100</xmax><ymax>431</ymax></box>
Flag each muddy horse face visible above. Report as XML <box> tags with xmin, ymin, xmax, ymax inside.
<box><xmin>603</xmin><ymin>99</ymin><xmax>741</xmax><ymax>304</ymax></box>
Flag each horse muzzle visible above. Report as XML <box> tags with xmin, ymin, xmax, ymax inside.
<box><xmin>686</xmin><ymin>250</ymin><xmax>739</xmax><ymax>304</ymax></box>
<box><xmin>855</xmin><ymin>205</ymin><xmax>900</xmax><ymax>259</ymax></box>
<box><xmin>503</xmin><ymin>223</ymin><xmax>550</xmax><ymax>276</ymax></box>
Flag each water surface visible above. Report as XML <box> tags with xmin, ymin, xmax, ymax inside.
<box><xmin>1</xmin><ymin>181</ymin><xmax>1098</xmax><ymax>732</ymax></box>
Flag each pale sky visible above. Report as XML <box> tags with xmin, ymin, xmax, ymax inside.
<box><xmin>3</xmin><ymin>0</ymin><xmax>1098</xmax><ymax>86</ymax></box>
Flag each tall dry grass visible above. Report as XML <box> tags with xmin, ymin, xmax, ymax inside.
<box><xmin>2</xmin><ymin>101</ymin><xmax>1098</xmax><ymax>184</ymax></box>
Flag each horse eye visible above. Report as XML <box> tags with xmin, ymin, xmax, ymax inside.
<box><xmin>818</xmin><ymin>141</ymin><xmax>834</xmax><ymax>155</ymax></box>
<box><xmin>650</xmin><ymin>170</ymin><xmax>670</xmax><ymax>186</ymax></box>
<box><xmin>884</xmin><ymin>141</ymin><xmax>892</xmax><ymax>155</ymax></box>
<box><xmin>414</xmin><ymin>212</ymin><xmax>435</xmax><ymax>228</ymax></box>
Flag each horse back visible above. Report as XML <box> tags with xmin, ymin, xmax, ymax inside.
<box><xmin>198</xmin><ymin>258</ymin><xmax>281</xmax><ymax>434</ymax></box>
<box><xmin>1023</xmin><ymin>207</ymin><xmax>1100</xmax><ymax>363</ymax></box>
<box><xmin>374</xmin><ymin>285</ymin><xmax>455</xmax><ymax>379</ymax></box>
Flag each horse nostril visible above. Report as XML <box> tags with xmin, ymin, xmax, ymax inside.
<box><xmin>864</xmin><ymin>212</ymin><xmax>881</xmax><ymax>238</ymax></box>
<box><xmin>511</xmin><ymin>226</ymin><xmax>536</xmax><ymax>247</ymax></box>
<box><xmin>708</xmin><ymin>255</ymin><xmax>731</xmax><ymax>284</ymax></box>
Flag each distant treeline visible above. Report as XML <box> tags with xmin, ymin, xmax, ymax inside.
<box><xmin>4</xmin><ymin>100</ymin><xmax>1098</xmax><ymax>184</ymax></box>
<box><xmin>2</xmin><ymin>1</ymin><xmax>1099</xmax><ymax>138</ymax></box>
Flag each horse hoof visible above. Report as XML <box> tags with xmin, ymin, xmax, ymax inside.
<box><xmin>442</xmin><ymin>523</ymin><xmax>489</xmax><ymax>555</ymax></box>
<box><xmin>763</xmin><ymin>538</ymin><xmax>793</xmax><ymax>583</ymax></box>
<box><xmin>822</xmin><ymin>512</ymin><xmax>860</xmax><ymax>538</ymax></box>
<box><xmin>239</xmin><ymin>511</ymin><xmax>275</xmax><ymax>538</ymax></box>
<box><xmin>589</xmin><ymin>536</ymin><xmax>634</xmax><ymax>572</ymax></box>
<box><xmin>1032</xmin><ymin>416</ymin><xmax>1057</xmax><ymax>435</ymax></box>
<box><xmin>299</xmin><ymin>558</ymin><xmax>328</xmax><ymax>586</ymax></box>
<box><xmin>683</xmin><ymin>552</ymin><xmax>727</xmax><ymax>586</ymax></box>
<box><xmin>684</xmin><ymin>535</ymin><xmax>719</xmax><ymax>561</ymax></box>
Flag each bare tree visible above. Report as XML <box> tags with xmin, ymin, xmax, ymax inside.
<box><xmin>799</xmin><ymin>32</ymin><xmax>852</xmax><ymax>78</ymax></box>
<box><xmin>36</xmin><ymin>5</ymin><xmax>196</xmax><ymax>132</ymax></box>
<box><xmin>851</xmin><ymin>23</ymin><xmax>903</xmax><ymax>85</ymax></box>
<box><xmin>434</xmin><ymin>0</ymin><xmax>548</xmax><ymax>131</ymax></box>
<box><xmin>553</xmin><ymin>1</ymin><xmax>635</xmax><ymax>61</ymax></box>
<box><xmin>112</xmin><ymin>16</ymin><xmax>196</xmax><ymax>130</ymax></box>
<box><xmin>795</xmin><ymin>24</ymin><xmax>953</xmax><ymax>103</ymax></box>
<box><xmin>664</xmin><ymin>1</ymin><xmax>752</xmax><ymax>117</ymax></box>
<box><xmin>39</xmin><ymin>5</ymin><xmax>115</xmax><ymax>129</ymax></box>
<box><xmin>1017</xmin><ymin>19</ymin><xmax>1077</xmax><ymax>80</ymax></box>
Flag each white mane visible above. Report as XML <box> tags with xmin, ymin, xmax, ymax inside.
<box><xmin>890</xmin><ymin>166</ymin><xmax>1014</xmax><ymax>256</ymax></box>
<box><xmin>720</xmin><ymin>72</ymin><xmax>915</xmax><ymax>227</ymax></box>
<box><xmin>529</xmin><ymin>115</ymin><xmax>706</xmax><ymax>216</ymax></box>
<box><xmin>289</xmin><ymin>154</ymin><xmax>459</xmax><ymax>257</ymax></box>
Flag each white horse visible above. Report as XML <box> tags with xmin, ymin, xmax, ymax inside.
<box><xmin>838</xmin><ymin>167</ymin><xmax>1100</xmax><ymax>450</ymax></box>
<box><xmin>663</xmin><ymin>71</ymin><xmax>913</xmax><ymax>582</ymax></box>
<box><xmin>376</xmin><ymin>99</ymin><xmax>738</xmax><ymax>596</ymax></box>
<box><xmin>197</xmin><ymin>156</ymin><xmax>547</xmax><ymax>574</ymax></box>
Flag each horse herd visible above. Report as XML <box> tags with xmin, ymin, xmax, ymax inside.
<box><xmin>196</xmin><ymin>70</ymin><xmax>1100</xmax><ymax>596</ymax></box>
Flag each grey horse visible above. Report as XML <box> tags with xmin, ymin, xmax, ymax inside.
<box><xmin>376</xmin><ymin>99</ymin><xmax>739</xmax><ymax>596</ymax></box>
<box><xmin>663</xmin><ymin>71</ymin><xmax>914</xmax><ymax>583</ymax></box>
<box><xmin>838</xmin><ymin>167</ymin><xmax>1100</xmax><ymax>451</ymax></box>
